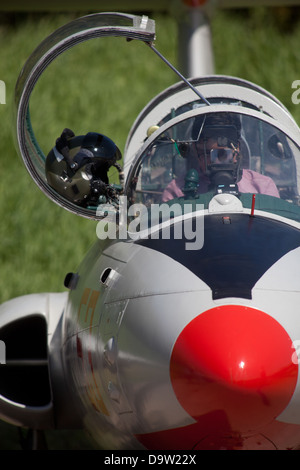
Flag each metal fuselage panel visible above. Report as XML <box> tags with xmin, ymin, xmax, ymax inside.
<box><xmin>61</xmin><ymin>210</ymin><xmax>300</xmax><ymax>450</ymax></box>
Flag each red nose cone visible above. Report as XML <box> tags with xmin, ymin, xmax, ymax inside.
<box><xmin>170</xmin><ymin>306</ymin><xmax>298</xmax><ymax>434</ymax></box>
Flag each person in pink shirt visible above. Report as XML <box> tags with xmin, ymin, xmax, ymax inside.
<box><xmin>162</xmin><ymin>112</ymin><xmax>279</xmax><ymax>201</ymax></box>
<box><xmin>162</xmin><ymin>168</ymin><xmax>279</xmax><ymax>201</ymax></box>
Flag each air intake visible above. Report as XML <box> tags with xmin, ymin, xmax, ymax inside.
<box><xmin>0</xmin><ymin>315</ymin><xmax>51</xmax><ymax>407</ymax></box>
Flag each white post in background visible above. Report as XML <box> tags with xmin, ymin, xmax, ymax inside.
<box><xmin>176</xmin><ymin>3</ymin><xmax>215</xmax><ymax>78</ymax></box>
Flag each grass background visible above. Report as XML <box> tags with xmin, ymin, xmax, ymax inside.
<box><xmin>0</xmin><ymin>5</ymin><xmax>300</xmax><ymax>449</ymax></box>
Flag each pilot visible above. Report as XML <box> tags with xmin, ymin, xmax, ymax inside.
<box><xmin>45</xmin><ymin>128</ymin><xmax>123</xmax><ymax>207</ymax></box>
<box><xmin>162</xmin><ymin>112</ymin><xmax>280</xmax><ymax>201</ymax></box>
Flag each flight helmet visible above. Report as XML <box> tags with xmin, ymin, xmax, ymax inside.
<box><xmin>46</xmin><ymin>129</ymin><xmax>122</xmax><ymax>206</ymax></box>
<box><xmin>191</xmin><ymin>112</ymin><xmax>242</xmax><ymax>188</ymax></box>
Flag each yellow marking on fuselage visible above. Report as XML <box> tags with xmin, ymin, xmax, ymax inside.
<box><xmin>77</xmin><ymin>287</ymin><xmax>109</xmax><ymax>416</ymax></box>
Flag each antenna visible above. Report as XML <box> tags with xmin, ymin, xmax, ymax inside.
<box><xmin>148</xmin><ymin>43</ymin><xmax>210</xmax><ymax>106</ymax></box>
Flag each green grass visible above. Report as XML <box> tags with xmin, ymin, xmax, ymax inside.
<box><xmin>0</xmin><ymin>11</ymin><xmax>176</xmax><ymax>303</ymax></box>
<box><xmin>0</xmin><ymin>7</ymin><xmax>300</xmax><ymax>449</ymax></box>
<box><xmin>212</xmin><ymin>7</ymin><xmax>300</xmax><ymax>122</ymax></box>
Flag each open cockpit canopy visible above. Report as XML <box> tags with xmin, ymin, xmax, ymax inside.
<box><xmin>14</xmin><ymin>10</ymin><xmax>300</xmax><ymax>223</ymax></box>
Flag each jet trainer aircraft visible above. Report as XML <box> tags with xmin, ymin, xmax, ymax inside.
<box><xmin>2</xmin><ymin>7</ymin><xmax>300</xmax><ymax>451</ymax></box>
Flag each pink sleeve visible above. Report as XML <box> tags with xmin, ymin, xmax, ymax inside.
<box><xmin>162</xmin><ymin>179</ymin><xmax>184</xmax><ymax>202</ymax></box>
<box><xmin>238</xmin><ymin>170</ymin><xmax>280</xmax><ymax>198</ymax></box>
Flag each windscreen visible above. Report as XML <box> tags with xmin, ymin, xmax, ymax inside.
<box><xmin>127</xmin><ymin>110</ymin><xmax>300</xmax><ymax>223</ymax></box>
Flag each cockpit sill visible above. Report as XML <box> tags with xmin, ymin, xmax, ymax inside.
<box><xmin>95</xmin><ymin>192</ymin><xmax>300</xmax><ymax>251</ymax></box>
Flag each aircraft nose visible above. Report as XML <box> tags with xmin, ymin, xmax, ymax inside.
<box><xmin>170</xmin><ymin>305</ymin><xmax>298</xmax><ymax>434</ymax></box>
